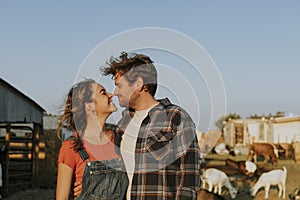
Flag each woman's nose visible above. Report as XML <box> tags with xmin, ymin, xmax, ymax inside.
<box><xmin>107</xmin><ymin>91</ymin><xmax>113</xmax><ymax>97</ymax></box>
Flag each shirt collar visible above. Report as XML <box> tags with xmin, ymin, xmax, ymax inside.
<box><xmin>121</xmin><ymin>98</ymin><xmax>172</xmax><ymax>118</ymax></box>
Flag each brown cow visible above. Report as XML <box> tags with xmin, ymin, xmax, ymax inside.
<box><xmin>225</xmin><ymin>159</ymin><xmax>257</xmax><ymax>180</ymax></box>
<box><xmin>225</xmin><ymin>159</ymin><xmax>247</xmax><ymax>174</ymax></box>
<box><xmin>247</xmin><ymin>143</ymin><xmax>278</xmax><ymax>166</ymax></box>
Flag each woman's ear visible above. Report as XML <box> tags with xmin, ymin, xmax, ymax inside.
<box><xmin>85</xmin><ymin>102</ymin><xmax>94</xmax><ymax>111</ymax></box>
<box><xmin>85</xmin><ymin>102</ymin><xmax>97</xmax><ymax>116</ymax></box>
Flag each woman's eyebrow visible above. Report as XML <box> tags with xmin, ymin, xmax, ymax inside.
<box><xmin>99</xmin><ymin>88</ymin><xmax>106</xmax><ymax>93</ymax></box>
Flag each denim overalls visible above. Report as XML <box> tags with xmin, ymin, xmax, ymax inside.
<box><xmin>68</xmin><ymin>136</ymin><xmax>128</xmax><ymax>200</ymax></box>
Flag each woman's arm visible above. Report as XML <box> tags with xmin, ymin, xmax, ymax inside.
<box><xmin>56</xmin><ymin>162</ymin><xmax>73</xmax><ymax>200</ymax></box>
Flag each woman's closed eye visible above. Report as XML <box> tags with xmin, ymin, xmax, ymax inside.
<box><xmin>99</xmin><ymin>89</ymin><xmax>107</xmax><ymax>95</ymax></box>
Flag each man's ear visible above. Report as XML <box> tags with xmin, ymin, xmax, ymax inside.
<box><xmin>135</xmin><ymin>77</ymin><xmax>144</xmax><ymax>89</ymax></box>
<box><xmin>136</xmin><ymin>77</ymin><xmax>148</xmax><ymax>92</ymax></box>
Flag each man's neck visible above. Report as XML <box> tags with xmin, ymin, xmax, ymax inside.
<box><xmin>134</xmin><ymin>97</ymin><xmax>159</xmax><ymax>111</ymax></box>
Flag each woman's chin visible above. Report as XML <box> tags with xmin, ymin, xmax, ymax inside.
<box><xmin>111</xmin><ymin>106</ymin><xmax>118</xmax><ymax>113</ymax></box>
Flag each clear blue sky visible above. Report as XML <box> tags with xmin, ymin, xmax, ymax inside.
<box><xmin>1</xmin><ymin>1</ymin><xmax>299</xmax><ymax>131</ymax></box>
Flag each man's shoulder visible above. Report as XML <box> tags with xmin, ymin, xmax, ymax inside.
<box><xmin>155</xmin><ymin>98</ymin><xmax>194</xmax><ymax>124</ymax></box>
<box><xmin>163</xmin><ymin>102</ymin><xmax>190</xmax><ymax>117</ymax></box>
<box><xmin>157</xmin><ymin>98</ymin><xmax>180</xmax><ymax>111</ymax></box>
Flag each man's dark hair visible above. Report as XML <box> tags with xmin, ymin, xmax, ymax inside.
<box><xmin>102</xmin><ymin>52</ymin><xmax>158</xmax><ymax>96</ymax></box>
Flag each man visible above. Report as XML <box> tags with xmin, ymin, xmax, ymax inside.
<box><xmin>102</xmin><ymin>52</ymin><xmax>201</xmax><ymax>199</ymax></box>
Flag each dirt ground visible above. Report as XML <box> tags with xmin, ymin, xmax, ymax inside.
<box><xmin>2</xmin><ymin>155</ymin><xmax>300</xmax><ymax>200</ymax></box>
<box><xmin>2</xmin><ymin>187</ymin><xmax>55</xmax><ymax>200</ymax></box>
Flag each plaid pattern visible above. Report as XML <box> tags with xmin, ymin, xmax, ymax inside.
<box><xmin>116</xmin><ymin>98</ymin><xmax>201</xmax><ymax>200</ymax></box>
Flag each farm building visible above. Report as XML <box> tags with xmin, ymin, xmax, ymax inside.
<box><xmin>223</xmin><ymin>116</ymin><xmax>300</xmax><ymax>146</ymax></box>
<box><xmin>272</xmin><ymin>116</ymin><xmax>300</xmax><ymax>143</ymax></box>
<box><xmin>223</xmin><ymin>116</ymin><xmax>300</xmax><ymax>159</ymax></box>
<box><xmin>0</xmin><ymin>78</ymin><xmax>45</xmax><ymax>196</ymax></box>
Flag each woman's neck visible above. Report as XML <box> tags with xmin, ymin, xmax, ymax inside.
<box><xmin>83</xmin><ymin>116</ymin><xmax>111</xmax><ymax>145</ymax></box>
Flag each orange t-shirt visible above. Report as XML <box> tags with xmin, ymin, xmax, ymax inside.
<box><xmin>57</xmin><ymin>133</ymin><xmax>120</xmax><ymax>184</ymax></box>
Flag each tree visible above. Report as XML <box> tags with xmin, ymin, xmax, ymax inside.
<box><xmin>215</xmin><ymin>113</ymin><xmax>241</xmax><ymax>131</ymax></box>
<box><xmin>247</xmin><ymin>111</ymin><xmax>285</xmax><ymax>120</ymax></box>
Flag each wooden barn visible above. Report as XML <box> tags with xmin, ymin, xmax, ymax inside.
<box><xmin>0</xmin><ymin>78</ymin><xmax>45</xmax><ymax>196</ymax></box>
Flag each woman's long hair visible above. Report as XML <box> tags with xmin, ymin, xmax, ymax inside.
<box><xmin>57</xmin><ymin>79</ymin><xmax>96</xmax><ymax>151</ymax></box>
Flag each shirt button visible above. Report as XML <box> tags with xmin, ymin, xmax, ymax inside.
<box><xmin>87</xmin><ymin>162</ymin><xmax>91</xmax><ymax>167</ymax></box>
<box><xmin>90</xmin><ymin>171</ymin><xmax>93</xmax><ymax>175</ymax></box>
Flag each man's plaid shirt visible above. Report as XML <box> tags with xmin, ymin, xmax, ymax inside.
<box><xmin>114</xmin><ymin>98</ymin><xmax>201</xmax><ymax>199</ymax></box>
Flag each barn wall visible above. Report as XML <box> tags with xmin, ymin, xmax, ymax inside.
<box><xmin>272</xmin><ymin>121</ymin><xmax>300</xmax><ymax>143</ymax></box>
<box><xmin>0</xmin><ymin>81</ymin><xmax>43</xmax><ymax>124</ymax></box>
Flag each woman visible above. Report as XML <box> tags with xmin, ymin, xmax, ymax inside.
<box><xmin>56</xmin><ymin>79</ymin><xmax>128</xmax><ymax>200</ymax></box>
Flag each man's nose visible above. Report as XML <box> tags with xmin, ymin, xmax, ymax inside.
<box><xmin>112</xmin><ymin>88</ymin><xmax>118</xmax><ymax>96</ymax></box>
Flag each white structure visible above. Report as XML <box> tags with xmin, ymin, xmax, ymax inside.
<box><xmin>223</xmin><ymin>116</ymin><xmax>300</xmax><ymax>146</ymax></box>
<box><xmin>272</xmin><ymin>116</ymin><xmax>300</xmax><ymax>143</ymax></box>
<box><xmin>43</xmin><ymin>115</ymin><xmax>73</xmax><ymax>141</ymax></box>
<box><xmin>43</xmin><ymin>115</ymin><xmax>59</xmax><ymax>130</ymax></box>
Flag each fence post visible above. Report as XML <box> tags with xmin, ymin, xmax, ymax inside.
<box><xmin>4</xmin><ymin>123</ymin><xmax>10</xmax><ymax>196</ymax></box>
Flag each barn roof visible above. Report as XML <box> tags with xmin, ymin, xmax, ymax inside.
<box><xmin>0</xmin><ymin>78</ymin><xmax>45</xmax><ymax>123</ymax></box>
<box><xmin>273</xmin><ymin>116</ymin><xmax>300</xmax><ymax>123</ymax></box>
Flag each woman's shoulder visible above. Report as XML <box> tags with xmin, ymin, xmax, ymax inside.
<box><xmin>60</xmin><ymin>133</ymin><xmax>78</xmax><ymax>152</ymax></box>
<box><xmin>59</xmin><ymin>140</ymin><xmax>74</xmax><ymax>154</ymax></box>
<box><xmin>58</xmin><ymin>134</ymin><xmax>80</xmax><ymax>168</ymax></box>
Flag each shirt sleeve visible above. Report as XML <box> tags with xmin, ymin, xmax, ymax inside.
<box><xmin>172</xmin><ymin>110</ymin><xmax>201</xmax><ymax>199</ymax></box>
<box><xmin>176</xmin><ymin>149</ymin><xmax>200</xmax><ymax>199</ymax></box>
<box><xmin>57</xmin><ymin>140</ymin><xmax>77</xmax><ymax>169</ymax></box>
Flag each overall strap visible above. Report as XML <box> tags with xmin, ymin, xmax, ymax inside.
<box><xmin>78</xmin><ymin>148</ymin><xmax>90</xmax><ymax>161</ymax></box>
<box><xmin>66</xmin><ymin>136</ymin><xmax>90</xmax><ymax>161</ymax></box>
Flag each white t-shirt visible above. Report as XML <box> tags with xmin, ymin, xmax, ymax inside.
<box><xmin>121</xmin><ymin>107</ymin><xmax>153</xmax><ymax>200</ymax></box>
